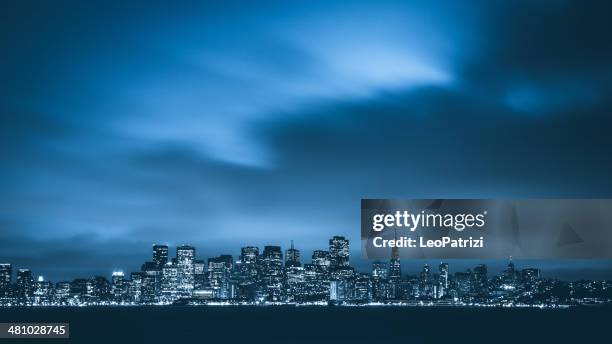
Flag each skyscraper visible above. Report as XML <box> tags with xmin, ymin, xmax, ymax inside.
<box><xmin>0</xmin><ymin>263</ymin><xmax>11</xmax><ymax>297</ymax></box>
<box><xmin>472</xmin><ymin>264</ymin><xmax>488</xmax><ymax>298</ymax></box>
<box><xmin>194</xmin><ymin>259</ymin><xmax>206</xmax><ymax>290</ymax></box>
<box><xmin>161</xmin><ymin>262</ymin><xmax>179</xmax><ymax>302</ymax></box>
<box><xmin>153</xmin><ymin>245</ymin><xmax>169</xmax><ymax>267</ymax></box>
<box><xmin>285</xmin><ymin>240</ymin><xmax>301</xmax><ymax>268</ymax></box>
<box><xmin>176</xmin><ymin>245</ymin><xmax>196</xmax><ymax>297</ymax></box>
<box><xmin>389</xmin><ymin>230</ymin><xmax>401</xmax><ymax>281</ymax></box>
<box><xmin>372</xmin><ymin>261</ymin><xmax>388</xmax><ymax>279</ymax></box>
<box><xmin>207</xmin><ymin>255</ymin><xmax>233</xmax><ymax>299</ymax></box>
<box><xmin>438</xmin><ymin>262</ymin><xmax>449</xmax><ymax>298</ymax></box>
<box><xmin>111</xmin><ymin>271</ymin><xmax>127</xmax><ymax>302</ymax></box>
<box><xmin>240</xmin><ymin>246</ymin><xmax>259</xmax><ymax>278</ymax></box>
<box><xmin>33</xmin><ymin>276</ymin><xmax>53</xmax><ymax>305</ymax></box>
<box><xmin>261</xmin><ymin>246</ymin><xmax>283</xmax><ymax>301</ymax></box>
<box><xmin>16</xmin><ymin>268</ymin><xmax>34</xmax><ymax>301</ymax></box>
<box><xmin>311</xmin><ymin>250</ymin><xmax>330</xmax><ymax>274</ymax></box>
<box><xmin>329</xmin><ymin>236</ymin><xmax>349</xmax><ymax>269</ymax></box>
<box><xmin>90</xmin><ymin>276</ymin><xmax>111</xmax><ymax>301</ymax></box>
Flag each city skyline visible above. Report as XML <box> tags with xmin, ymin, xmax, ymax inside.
<box><xmin>3</xmin><ymin>236</ymin><xmax>612</xmax><ymax>283</ymax></box>
<box><xmin>2</xmin><ymin>235</ymin><xmax>611</xmax><ymax>308</ymax></box>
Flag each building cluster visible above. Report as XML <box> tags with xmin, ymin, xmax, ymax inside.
<box><xmin>1</xmin><ymin>236</ymin><xmax>611</xmax><ymax>307</ymax></box>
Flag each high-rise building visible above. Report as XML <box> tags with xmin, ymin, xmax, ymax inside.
<box><xmin>194</xmin><ymin>259</ymin><xmax>206</xmax><ymax>290</ymax></box>
<box><xmin>472</xmin><ymin>264</ymin><xmax>488</xmax><ymax>297</ymax></box>
<box><xmin>207</xmin><ymin>255</ymin><xmax>233</xmax><ymax>299</ymax></box>
<box><xmin>239</xmin><ymin>246</ymin><xmax>259</xmax><ymax>279</ymax></box>
<box><xmin>0</xmin><ymin>263</ymin><xmax>11</xmax><ymax>297</ymax></box>
<box><xmin>129</xmin><ymin>272</ymin><xmax>144</xmax><ymax>302</ymax></box>
<box><xmin>388</xmin><ymin>252</ymin><xmax>401</xmax><ymax>282</ymax></box>
<box><xmin>161</xmin><ymin>262</ymin><xmax>179</xmax><ymax>302</ymax></box>
<box><xmin>439</xmin><ymin>262</ymin><xmax>449</xmax><ymax>297</ymax></box>
<box><xmin>70</xmin><ymin>278</ymin><xmax>89</xmax><ymax>300</ymax></box>
<box><xmin>285</xmin><ymin>241</ymin><xmax>301</xmax><ymax>268</ymax></box>
<box><xmin>329</xmin><ymin>236</ymin><xmax>349</xmax><ymax>269</ymax></box>
<box><xmin>140</xmin><ymin>261</ymin><xmax>162</xmax><ymax>303</ymax></box>
<box><xmin>503</xmin><ymin>257</ymin><xmax>518</xmax><ymax>284</ymax></box>
<box><xmin>111</xmin><ymin>271</ymin><xmax>128</xmax><ymax>302</ymax></box>
<box><xmin>54</xmin><ymin>282</ymin><xmax>71</xmax><ymax>302</ymax></box>
<box><xmin>419</xmin><ymin>264</ymin><xmax>432</xmax><ymax>297</ymax></box>
<box><xmin>389</xmin><ymin>230</ymin><xmax>401</xmax><ymax>281</ymax></box>
<box><xmin>16</xmin><ymin>269</ymin><xmax>34</xmax><ymax>301</ymax></box>
<box><xmin>372</xmin><ymin>261</ymin><xmax>388</xmax><ymax>279</ymax></box>
<box><xmin>176</xmin><ymin>245</ymin><xmax>196</xmax><ymax>297</ymax></box>
<box><xmin>261</xmin><ymin>246</ymin><xmax>283</xmax><ymax>301</ymax></box>
<box><xmin>90</xmin><ymin>276</ymin><xmax>111</xmax><ymax>301</ymax></box>
<box><xmin>153</xmin><ymin>245</ymin><xmax>169</xmax><ymax>267</ymax></box>
<box><xmin>311</xmin><ymin>250</ymin><xmax>330</xmax><ymax>274</ymax></box>
<box><xmin>353</xmin><ymin>274</ymin><xmax>372</xmax><ymax>302</ymax></box>
<box><xmin>33</xmin><ymin>276</ymin><xmax>53</xmax><ymax>305</ymax></box>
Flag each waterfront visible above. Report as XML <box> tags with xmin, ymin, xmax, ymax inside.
<box><xmin>1</xmin><ymin>305</ymin><xmax>610</xmax><ymax>343</ymax></box>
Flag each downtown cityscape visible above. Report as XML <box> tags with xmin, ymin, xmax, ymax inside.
<box><xmin>1</xmin><ymin>236</ymin><xmax>611</xmax><ymax>308</ymax></box>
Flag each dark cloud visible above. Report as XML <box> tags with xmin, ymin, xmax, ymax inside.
<box><xmin>1</xmin><ymin>1</ymin><xmax>612</xmax><ymax>280</ymax></box>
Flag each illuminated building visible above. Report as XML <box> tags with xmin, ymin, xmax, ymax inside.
<box><xmin>16</xmin><ymin>268</ymin><xmax>34</xmax><ymax>302</ymax></box>
<box><xmin>153</xmin><ymin>244</ymin><xmax>169</xmax><ymax>267</ymax></box>
<box><xmin>329</xmin><ymin>236</ymin><xmax>349</xmax><ymax>269</ymax></box>
<box><xmin>261</xmin><ymin>246</ymin><xmax>283</xmax><ymax>301</ymax></box>
<box><xmin>176</xmin><ymin>245</ymin><xmax>196</xmax><ymax>297</ymax></box>
<box><xmin>0</xmin><ymin>263</ymin><xmax>11</xmax><ymax>298</ymax></box>
<box><xmin>285</xmin><ymin>240</ymin><xmax>301</xmax><ymax>268</ymax></box>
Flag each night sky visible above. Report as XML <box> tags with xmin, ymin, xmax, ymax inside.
<box><xmin>2</xmin><ymin>0</ymin><xmax>612</xmax><ymax>281</ymax></box>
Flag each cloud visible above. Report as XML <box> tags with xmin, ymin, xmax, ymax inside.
<box><xmin>1</xmin><ymin>0</ymin><xmax>612</xmax><ymax>279</ymax></box>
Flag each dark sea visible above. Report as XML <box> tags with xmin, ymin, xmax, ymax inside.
<box><xmin>0</xmin><ymin>305</ymin><xmax>610</xmax><ymax>344</ymax></box>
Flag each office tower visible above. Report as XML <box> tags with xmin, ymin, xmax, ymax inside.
<box><xmin>285</xmin><ymin>240</ymin><xmax>301</xmax><ymax>268</ymax></box>
<box><xmin>261</xmin><ymin>246</ymin><xmax>283</xmax><ymax>301</ymax></box>
<box><xmin>439</xmin><ymin>262</ymin><xmax>449</xmax><ymax>297</ymax></box>
<box><xmin>70</xmin><ymin>278</ymin><xmax>89</xmax><ymax>300</ymax></box>
<box><xmin>161</xmin><ymin>262</ymin><xmax>179</xmax><ymax>302</ymax></box>
<box><xmin>285</xmin><ymin>265</ymin><xmax>305</xmax><ymax>301</ymax></box>
<box><xmin>419</xmin><ymin>264</ymin><xmax>431</xmax><ymax>297</ymax></box>
<box><xmin>388</xmin><ymin>229</ymin><xmax>401</xmax><ymax>280</ymax></box>
<box><xmin>240</xmin><ymin>246</ymin><xmax>259</xmax><ymax>279</ymax></box>
<box><xmin>472</xmin><ymin>264</ymin><xmax>488</xmax><ymax>297</ymax></box>
<box><xmin>0</xmin><ymin>263</ymin><xmax>11</xmax><ymax>297</ymax></box>
<box><xmin>153</xmin><ymin>245</ymin><xmax>169</xmax><ymax>267</ymax></box>
<box><xmin>176</xmin><ymin>245</ymin><xmax>196</xmax><ymax>297</ymax></box>
<box><xmin>208</xmin><ymin>255</ymin><xmax>233</xmax><ymax>299</ymax></box>
<box><xmin>372</xmin><ymin>261</ymin><xmax>388</xmax><ymax>279</ymax></box>
<box><xmin>329</xmin><ymin>279</ymin><xmax>352</xmax><ymax>302</ymax></box>
<box><xmin>16</xmin><ymin>269</ymin><xmax>34</xmax><ymax>301</ymax></box>
<box><xmin>371</xmin><ymin>261</ymin><xmax>389</xmax><ymax>301</ymax></box>
<box><xmin>194</xmin><ymin>260</ymin><xmax>206</xmax><ymax>290</ymax></box>
<box><xmin>111</xmin><ymin>271</ymin><xmax>127</xmax><ymax>301</ymax></box>
<box><xmin>234</xmin><ymin>246</ymin><xmax>259</xmax><ymax>300</ymax></box>
<box><xmin>129</xmin><ymin>272</ymin><xmax>144</xmax><ymax>302</ymax></box>
<box><xmin>503</xmin><ymin>257</ymin><xmax>517</xmax><ymax>283</ymax></box>
<box><xmin>311</xmin><ymin>250</ymin><xmax>330</xmax><ymax>274</ymax></box>
<box><xmin>141</xmin><ymin>261</ymin><xmax>162</xmax><ymax>301</ymax></box>
<box><xmin>90</xmin><ymin>276</ymin><xmax>111</xmax><ymax>301</ymax></box>
<box><xmin>454</xmin><ymin>270</ymin><xmax>472</xmax><ymax>298</ymax></box>
<box><xmin>329</xmin><ymin>236</ymin><xmax>349</xmax><ymax>269</ymax></box>
<box><xmin>388</xmin><ymin>248</ymin><xmax>401</xmax><ymax>282</ymax></box>
<box><xmin>55</xmin><ymin>282</ymin><xmax>71</xmax><ymax>302</ymax></box>
<box><xmin>353</xmin><ymin>274</ymin><xmax>373</xmax><ymax>302</ymax></box>
<box><xmin>33</xmin><ymin>276</ymin><xmax>53</xmax><ymax>305</ymax></box>
<box><xmin>140</xmin><ymin>273</ymin><xmax>157</xmax><ymax>303</ymax></box>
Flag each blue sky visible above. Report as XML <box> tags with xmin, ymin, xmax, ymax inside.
<box><xmin>2</xmin><ymin>0</ymin><xmax>612</xmax><ymax>280</ymax></box>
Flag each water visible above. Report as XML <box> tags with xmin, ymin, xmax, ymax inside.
<box><xmin>0</xmin><ymin>305</ymin><xmax>610</xmax><ymax>343</ymax></box>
